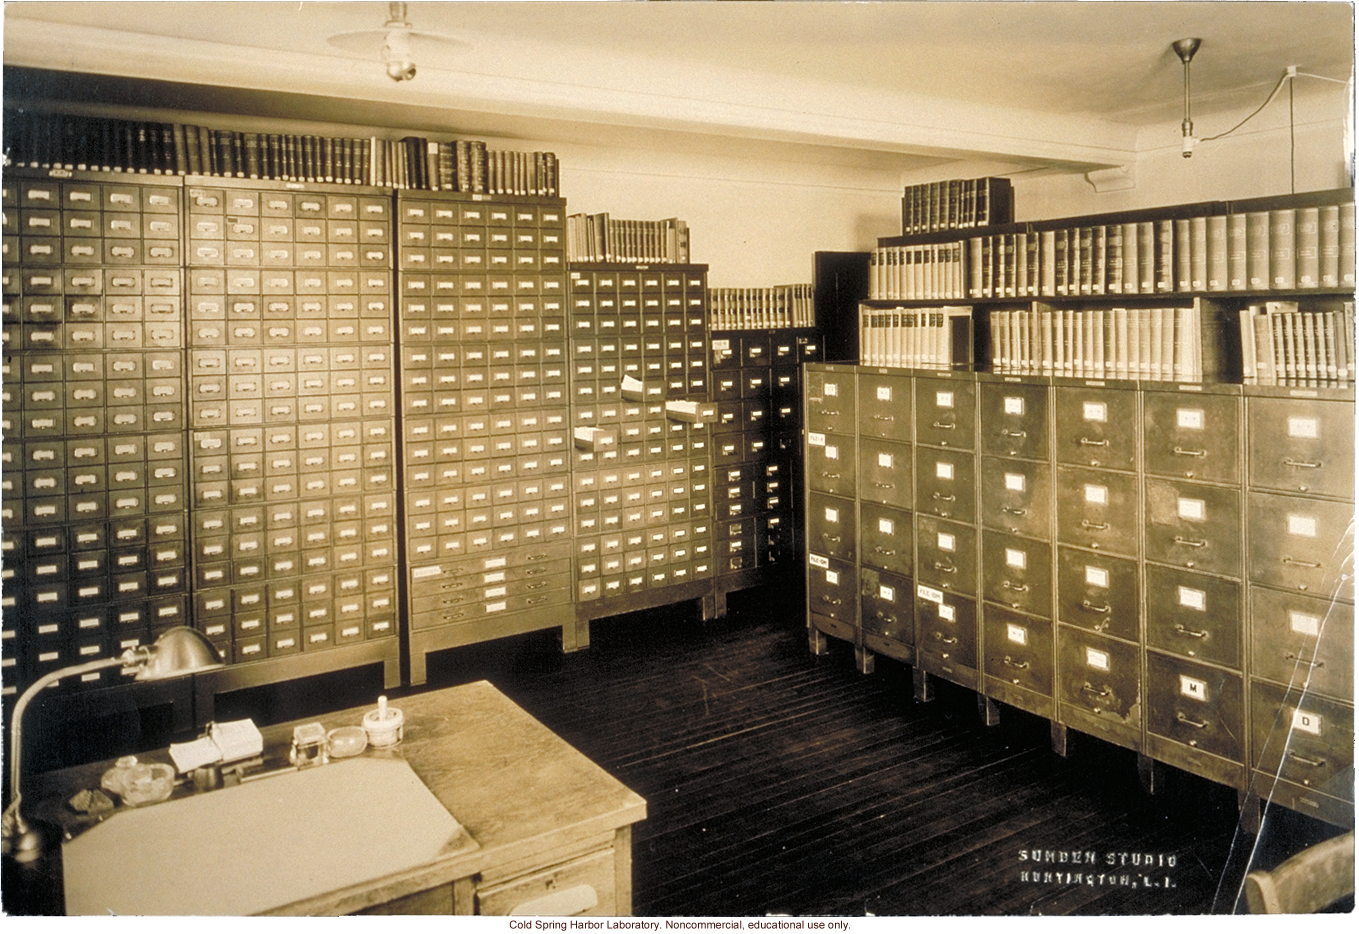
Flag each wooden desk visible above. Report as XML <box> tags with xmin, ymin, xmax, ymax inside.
<box><xmin>22</xmin><ymin>680</ymin><xmax>647</xmax><ymax>915</ymax></box>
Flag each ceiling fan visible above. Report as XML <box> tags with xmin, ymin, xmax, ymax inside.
<box><xmin>326</xmin><ymin>2</ymin><xmax>467</xmax><ymax>82</ymax></box>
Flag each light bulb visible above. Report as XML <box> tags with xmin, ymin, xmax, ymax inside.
<box><xmin>382</xmin><ymin>28</ymin><xmax>416</xmax><ymax>81</ymax></box>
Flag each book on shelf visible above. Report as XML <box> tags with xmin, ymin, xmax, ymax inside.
<box><xmin>1269</xmin><ymin>209</ymin><xmax>1297</xmax><ymax>289</ymax></box>
<box><xmin>1296</xmin><ymin>207</ymin><xmax>1321</xmax><ymax>289</ymax></box>
<box><xmin>901</xmin><ymin>176</ymin><xmax>1013</xmax><ymax>233</ymax></box>
<box><xmin>859</xmin><ymin>304</ymin><xmax>971</xmax><ymax>368</ymax></box>
<box><xmin>711</xmin><ymin>284</ymin><xmax>814</xmax><ymax>330</ymax></box>
<box><xmin>1240</xmin><ymin>300</ymin><xmax>1354</xmax><ymax>386</ymax></box>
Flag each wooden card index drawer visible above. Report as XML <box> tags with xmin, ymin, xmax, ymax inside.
<box><xmin>1055</xmin><ymin>386</ymin><xmax>1136</xmax><ymax>470</ymax></box>
<box><xmin>1249</xmin><ymin>586</ymin><xmax>1353</xmax><ymax>700</ymax></box>
<box><xmin>979</xmin><ymin>379</ymin><xmax>1048</xmax><ymax>461</ymax></box>
<box><xmin>857</xmin><ymin>371</ymin><xmax>912</xmax><ymax>443</ymax></box>
<box><xmin>915</xmin><ymin>376</ymin><xmax>975</xmax><ymax>449</ymax></box>
<box><xmin>1143</xmin><ymin>389</ymin><xmax>1241</xmax><ymax>484</ymax></box>
<box><xmin>980</xmin><ymin>456</ymin><xmax>1051</xmax><ymax>539</ymax></box>
<box><xmin>858</xmin><ymin>501</ymin><xmax>913</xmax><ymax>578</ymax></box>
<box><xmin>1248</xmin><ymin>396</ymin><xmax>1355</xmax><ymax>500</ymax></box>
<box><xmin>1247</xmin><ymin>491</ymin><xmax>1355</xmax><ymax>600</ymax></box>
<box><xmin>1143</xmin><ymin>478</ymin><xmax>1242</xmax><ymax>576</ymax></box>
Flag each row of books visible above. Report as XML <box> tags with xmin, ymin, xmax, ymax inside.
<box><xmin>1</xmin><ymin>109</ymin><xmax>561</xmax><ymax>194</ymax></box>
<box><xmin>1239</xmin><ymin>301</ymin><xmax>1355</xmax><ymax>386</ymax></box>
<box><xmin>989</xmin><ymin>305</ymin><xmax>1205</xmax><ymax>381</ymax></box>
<box><xmin>859</xmin><ymin>305</ymin><xmax>972</xmax><ymax>370</ymax></box>
<box><xmin>966</xmin><ymin>204</ymin><xmax>1357</xmax><ymax>299</ymax></box>
<box><xmin>565</xmin><ymin>214</ymin><xmax>690</xmax><ymax>264</ymax></box>
<box><xmin>902</xmin><ymin>176</ymin><xmax>1014</xmax><ymax>234</ymax></box>
<box><xmin>709</xmin><ymin>285</ymin><xmax>815</xmax><ymax>331</ymax></box>
<box><xmin>868</xmin><ymin>243</ymin><xmax>967</xmax><ymax>301</ymax></box>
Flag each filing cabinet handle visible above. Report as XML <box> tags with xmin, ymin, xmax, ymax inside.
<box><xmin>1002</xmin><ymin>506</ymin><xmax>1027</xmax><ymax>516</ymax></box>
<box><xmin>819</xmin><ymin>595</ymin><xmax>843</xmax><ymax>606</ymax></box>
<box><xmin>874</xmin><ymin>612</ymin><xmax>897</xmax><ymax>625</ymax></box>
<box><xmin>871</xmin><ymin>414</ymin><xmax>895</xmax><ymax>422</ymax></box>
<box><xmin>820</xmin><ymin>471</ymin><xmax>841</xmax><ymax>479</ymax></box>
<box><xmin>1283</xmin><ymin>458</ymin><xmax>1323</xmax><ymax>469</ymax></box>
<box><xmin>1283</xmin><ymin>653</ymin><xmax>1325</xmax><ymax>669</ymax></box>
<box><xmin>818</xmin><ymin>408</ymin><xmax>840</xmax><ymax>416</ymax></box>
<box><xmin>1286</xmin><ymin>751</ymin><xmax>1326</xmax><ymax>767</ymax></box>
<box><xmin>1173</xmin><ymin>624</ymin><xmax>1208</xmax><ymax>639</ymax></box>
<box><xmin>1172</xmin><ymin>536</ymin><xmax>1207</xmax><ymax>549</ymax></box>
<box><xmin>1175</xmin><ymin>712</ymin><xmax>1209</xmax><ymax>730</ymax></box>
<box><xmin>1282</xmin><ymin>557</ymin><xmax>1324</xmax><ymax>569</ymax></box>
<box><xmin>931</xmin><ymin>420</ymin><xmax>955</xmax><ymax>430</ymax></box>
<box><xmin>1080</xmin><ymin>600</ymin><xmax>1112</xmax><ymax>614</ymax></box>
<box><xmin>525</xmin><ymin>567</ymin><xmax>547</xmax><ymax>575</ymax></box>
<box><xmin>1002</xmin><ymin>580</ymin><xmax>1028</xmax><ymax>592</ymax></box>
<box><xmin>1172</xmin><ymin>446</ymin><xmax>1207</xmax><ymax>458</ymax></box>
<box><xmin>1000</xmin><ymin>429</ymin><xmax>1027</xmax><ymax>439</ymax></box>
<box><xmin>527</xmin><ymin>553</ymin><xmax>549</xmax><ymax>560</ymax></box>
<box><xmin>873</xmin><ymin>482</ymin><xmax>896</xmax><ymax>489</ymax></box>
<box><xmin>932</xmin><ymin>493</ymin><xmax>956</xmax><ymax>502</ymax></box>
<box><xmin>1002</xmin><ymin>655</ymin><xmax>1029</xmax><ymax>670</ymax></box>
<box><xmin>872</xmin><ymin>547</ymin><xmax>897</xmax><ymax>558</ymax></box>
<box><xmin>1078</xmin><ymin>437</ymin><xmax>1109</xmax><ymax>447</ymax></box>
<box><xmin>1080</xmin><ymin>520</ymin><xmax>1109</xmax><ymax>531</ymax></box>
<box><xmin>526</xmin><ymin>582</ymin><xmax>546</xmax><ymax>591</ymax></box>
<box><xmin>821</xmin><ymin>534</ymin><xmax>841</xmax><ymax>543</ymax></box>
<box><xmin>932</xmin><ymin>560</ymin><xmax>957</xmax><ymax>574</ymax></box>
<box><xmin>1081</xmin><ymin>682</ymin><xmax>1112</xmax><ymax>699</ymax></box>
<box><xmin>935</xmin><ymin>633</ymin><xmax>958</xmax><ymax>645</ymax></box>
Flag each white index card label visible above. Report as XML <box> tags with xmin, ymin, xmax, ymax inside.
<box><xmin>877</xmin><ymin>385</ymin><xmax>892</xmax><ymax>401</ymax></box>
<box><xmin>879</xmin><ymin>452</ymin><xmax>893</xmax><ymax>468</ymax></box>
<box><xmin>809</xmin><ymin>554</ymin><xmax>830</xmax><ymax>569</ymax></box>
<box><xmin>1005</xmin><ymin>548</ymin><xmax>1027</xmax><ymax>569</ymax></box>
<box><xmin>1178</xmin><ymin>586</ymin><xmax>1206</xmax><ymax>611</ymax></box>
<box><xmin>825</xmin><ymin>507</ymin><xmax>838</xmax><ymax>522</ymax></box>
<box><xmin>1177</xmin><ymin>408</ymin><xmax>1204</xmax><ymax>430</ymax></box>
<box><xmin>824</xmin><ymin>382</ymin><xmax>838</xmax><ymax>397</ymax></box>
<box><xmin>939</xmin><ymin>603</ymin><xmax>956</xmax><ymax>622</ymax></box>
<box><xmin>1291</xmin><ymin>708</ymin><xmax>1322</xmax><ymax>735</ymax></box>
<box><xmin>878</xmin><ymin>518</ymin><xmax>894</xmax><ymax>535</ymax></box>
<box><xmin>936</xmin><ymin>390</ymin><xmax>954</xmax><ymax>408</ymax></box>
<box><xmin>825</xmin><ymin>445</ymin><xmax>838</xmax><ymax>460</ymax></box>
<box><xmin>1083</xmin><ymin>401</ymin><xmax>1107</xmax><ymax>422</ymax></box>
<box><xmin>1085</xmin><ymin>566</ymin><xmax>1110</xmax><ymax>588</ymax></box>
<box><xmin>1177</xmin><ymin>497</ymin><xmax>1206</xmax><ymax>521</ymax></box>
<box><xmin>1289</xmin><ymin>611</ymin><xmax>1321</xmax><ymax>637</ymax></box>
<box><xmin>879</xmin><ymin>585</ymin><xmax>895</xmax><ymax>601</ymax></box>
<box><xmin>1179</xmin><ymin>675</ymin><xmax>1208</xmax><ymax>702</ymax></box>
<box><xmin>1085</xmin><ymin>647</ymin><xmax>1110</xmax><ymax>671</ymax></box>
<box><xmin>1004</xmin><ymin>472</ymin><xmax>1026</xmax><ymax>492</ymax></box>
<box><xmin>917</xmin><ymin>584</ymin><xmax>944</xmax><ymax>603</ymax></box>
<box><xmin>808</xmin><ymin>432</ymin><xmax>826</xmax><ymax>446</ymax></box>
<box><xmin>936</xmin><ymin>461</ymin><xmax>954</xmax><ymax>480</ymax></box>
<box><xmin>1287</xmin><ymin>514</ymin><xmax>1318</xmax><ymax>537</ymax></box>
<box><xmin>1004</xmin><ymin>396</ymin><xmax>1025</xmax><ymax>415</ymax></box>
<box><xmin>1007</xmin><ymin>623</ymin><xmax>1028</xmax><ymax>645</ymax></box>
<box><xmin>825</xmin><ymin>569</ymin><xmax>839</xmax><ymax>585</ymax></box>
<box><xmin>1084</xmin><ymin>484</ymin><xmax>1108</xmax><ymax>505</ymax></box>
<box><xmin>937</xmin><ymin>531</ymin><xmax>956</xmax><ymax>551</ymax></box>
<box><xmin>1287</xmin><ymin>416</ymin><xmax>1319</xmax><ymax>439</ymax></box>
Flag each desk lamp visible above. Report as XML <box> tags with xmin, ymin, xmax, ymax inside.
<box><xmin>2</xmin><ymin>626</ymin><xmax>224</xmax><ymax>863</ymax></box>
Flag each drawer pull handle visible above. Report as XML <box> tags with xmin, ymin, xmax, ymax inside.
<box><xmin>932</xmin><ymin>561</ymin><xmax>957</xmax><ymax>574</ymax></box>
<box><xmin>873</xmin><ymin>482</ymin><xmax>896</xmax><ymax>489</ymax></box>
<box><xmin>872</xmin><ymin>414</ymin><xmax>895</xmax><ymax>422</ymax></box>
<box><xmin>1081</xmin><ymin>682</ymin><xmax>1111</xmax><ymax>699</ymax></box>
<box><xmin>1080</xmin><ymin>520</ymin><xmax>1109</xmax><ymax>531</ymax></box>
<box><xmin>818</xmin><ymin>408</ymin><xmax>840</xmax><ymax>416</ymax></box>
<box><xmin>931</xmin><ymin>420</ymin><xmax>955</xmax><ymax>430</ymax></box>
<box><xmin>1001</xmin><ymin>428</ymin><xmax>1027</xmax><ymax>438</ymax></box>
<box><xmin>820</xmin><ymin>595</ymin><xmax>843</xmax><ymax>606</ymax></box>
<box><xmin>1003</xmin><ymin>655</ymin><xmax>1030</xmax><ymax>670</ymax></box>
<box><xmin>932</xmin><ymin>493</ymin><xmax>956</xmax><ymax>502</ymax></box>
<box><xmin>1283</xmin><ymin>458</ymin><xmax>1322</xmax><ymax>469</ymax></box>
<box><xmin>1172</xmin><ymin>446</ymin><xmax>1207</xmax><ymax>458</ymax></box>
<box><xmin>525</xmin><ymin>567</ymin><xmax>546</xmax><ymax>575</ymax></box>
<box><xmin>1175</xmin><ymin>712</ymin><xmax>1209</xmax><ymax>730</ymax></box>
<box><xmin>1173</xmin><ymin>536</ymin><xmax>1207</xmax><ymax>549</ymax></box>
<box><xmin>820</xmin><ymin>471</ymin><xmax>841</xmax><ymax>479</ymax></box>
<box><xmin>1002</xmin><ymin>506</ymin><xmax>1027</xmax><ymax>516</ymax></box>
<box><xmin>935</xmin><ymin>633</ymin><xmax>958</xmax><ymax>645</ymax></box>
<box><xmin>1080</xmin><ymin>600</ymin><xmax>1112</xmax><ymax>614</ymax></box>
<box><xmin>1283</xmin><ymin>556</ymin><xmax>1323</xmax><ymax>569</ymax></box>
<box><xmin>1283</xmin><ymin>653</ymin><xmax>1324</xmax><ymax>669</ymax></box>
<box><xmin>1286</xmin><ymin>751</ymin><xmax>1326</xmax><ymax>768</ymax></box>
<box><xmin>1078</xmin><ymin>437</ymin><xmax>1109</xmax><ymax>447</ymax></box>
<box><xmin>821</xmin><ymin>534</ymin><xmax>841</xmax><ymax>543</ymax></box>
<box><xmin>875</xmin><ymin>612</ymin><xmax>897</xmax><ymax>625</ymax></box>
<box><xmin>1002</xmin><ymin>580</ymin><xmax>1028</xmax><ymax>592</ymax></box>
<box><xmin>526</xmin><ymin>582</ymin><xmax>546</xmax><ymax>591</ymax></box>
<box><xmin>1173</xmin><ymin>624</ymin><xmax>1208</xmax><ymax>639</ymax></box>
<box><xmin>873</xmin><ymin>547</ymin><xmax>897</xmax><ymax>556</ymax></box>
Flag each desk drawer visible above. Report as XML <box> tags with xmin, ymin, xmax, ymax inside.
<box><xmin>477</xmin><ymin>846</ymin><xmax>616</xmax><ymax>916</ymax></box>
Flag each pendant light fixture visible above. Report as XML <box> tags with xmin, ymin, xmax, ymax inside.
<box><xmin>1173</xmin><ymin>38</ymin><xmax>1203</xmax><ymax>157</ymax></box>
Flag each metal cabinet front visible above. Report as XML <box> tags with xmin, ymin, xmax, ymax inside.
<box><xmin>858</xmin><ymin>501</ymin><xmax>913</xmax><ymax>578</ymax></box>
<box><xmin>916</xmin><ymin>589</ymin><xmax>978</xmax><ymax>675</ymax></box>
<box><xmin>1249</xmin><ymin>679</ymin><xmax>1354</xmax><ymax>806</ymax></box>
<box><xmin>1054</xmin><ymin>466</ymin><xmax>1138</xmax><ymax>556</ymax></box>
<box><xmin>914</xmin><ymin>447</ymin><xmax>975</xmax><ymax>523</ymax></box>
<box><xmin>806</xmin><ymin>491</ymin><xmax>856</xmax><ymax>564</ymax></box>
<box><xmin>803</xmin><ymin>366</ymin><xmax>855</xmax><ymax>436</ymax></box>
<box><xmin>1056</xmin><ymin>546</ymin><xmax>1139</xmax><ymax>641</ymax></box>
<box><xmin>979</xmin><ymin>380</ymin><xmax>1048</xmax><ymax>461</ymax></box>
<box><xmin>1248</xmin><ymin>397</ymin><xmax>1355</xmax><ymax>500</ymax></box>
<box><xmin>1249</xmin><ymin>586</ymin><xmax>1353</xmax><ymax>701</ymax></box>
<box><xmin>860</xmin><ymin>567</ymin><xmax>913</xmax><ymax>646</ymax></box>
<box><xmin>981</xmin><ymin>531</ymin><xmax>1052</xmax><ymax>618</ymax></box>
<box><xmin>915</xmin><ymin>377</ymin><xmax>975</xmax><ymax>449</ymax></box>
<box><xmin>983</xmin><ymin>606</ymin><xmax>1054</xmax><ymax>698</ymax></box>
<box><xmin>1144</xmin><ymin>478</ymin><xmax>1242</xmax><ymax>577</ymax></box>
<box><xmin>858</xmin><ymin>437</ymin><xmax>912</xmax><ymax>510</ymax></box>
<box><xmin>805</xmin><ymin>432</ymin><xmax>856</xmax><ymax>499</ymax></box>
<box><xmin>857</xmin><ymin>371</ymin><xmax>912</xmax><ymax>443</ymax></box>
<box><xmin>916</xmin><ymin>515</ymin><xmax>976</xmax><ymax>596</ymax></box>
<box><xmin>1055</xmin><ymin>386</ymin><xmax>1137</xmax><ymax>470</ymax></box>
<box><xmin>1143</xmin><ymin>390</ymin><xmax>1240</xmax><ymax>484</ymax></box>
<box><xmin>1145</xmin><ymin>564</ymin><xmax>1242</xmax><ymax>668</ymax></box>
<box><xmin>807</xmin><ymin>553</ymin><xmax>857</xmax><ymax>624</ymax></box>
<box><xmin>1146</xmin><ymin>652</ymin><xmax>1245</xmax><ymax>763</ymax></box>
<box><xmin>979</xmin><ymin>456</ymin><xmax>1051</xmax><ymax>539</ymax></box>
<box><xmin>1058</xmin><ymin>625</ymin><xmax>1140</xmax><ymax>746</ymax></box>
<box><xmin>1247</xmin><ymin>491</ymin><xmax>1355</xmax><ymax>600</ymax></box>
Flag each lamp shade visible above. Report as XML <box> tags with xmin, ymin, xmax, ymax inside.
<box><xmin>134</xmin><ymin>627</ymin><xmax>224</xmax><ymax>681</ymax></box>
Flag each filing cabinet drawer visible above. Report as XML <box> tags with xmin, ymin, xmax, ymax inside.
<box><xmin>1248</xmin><ymin>397</ymin><xmax>1354</xmax><ymax>499</ymax></box>
<box><xmin>1143</xmin><ymin>390</ymin><xmax>1240</xmax><ymax>483</ymax></box>
<box><xmin>1054</xmin><ymin>466</ymin><xmax>1137</xmax><ymax>555</ymax></box>
<box><xmin>1057</xmin><ymin>626</ymin><xmax>1140</xmax><ymax>743</ymax></box>
<box><xmin>807</xmin><ymin>554</ymin><xmax>856</xmax><ymax>623</ymax></box>
<box><xmin>915</xmin><ymin>589</ymin><xmax>978</xmax><ymax>674</ymax></box>
<box><xmin>1055</xmin><ymin>387</ymin><xmax>1136</xmax><ymax>470</ymax></box>
<box><xmin>858</xmin><ymin>501</ymin><xmax>913</xmax><ymax>578</ymax></box>
<box><xmin>806</xmin><ymin>492</ymin><xmax>855</xmax><ymax>563</ymax></box>
<box><xmin>1250</xmin><ymin>586</ymin><xmax>1353</xmax><ymax>699</ymax></box>
<box><xmin>980</xmin><ymin>380</ymin><xmax>1048</xmax><ymax>460</ymax></box>
<box><xmin>1144</xmin><ymin>478</ymin><xmax>1241</xmax><ymax>576</ymax></box>
<box><xmin>805</xmin><ymin>432</ymin><xmax>855</xmax><ymax>499</ymax></box>
<box><xmin>1146</xmin><ymin>652</ymin><xmax>1244</xmax><ymax>763</ymax></box>
<box><xmin>1056</xmin><ymin>547</ymin><xmax>1138</xmax><ymax>641</ymax></box>
<box><xmin>981</xmin><ymin>531</ymin><xmax>1052</xmax><ymax>618</ymax></box>
<box><xmin>857</xmin><ymin>372</ymin><xmax>912</xmax><ymax>443</ymax></box>
<box><xmin>476</xmin><ymin>846</ymin><xmax>617</xmax><ymax>917</ymax></box>
<box><xmin>983</xmin><ymin>606</ymin><xmax>1054</xmax><ymax>698</ymax></box>
<box><xmin>916</xmin><ymin>515</ymin><xmax>975</xmax><ymax>596</ymax></box>
<box><xmin>1250</xmin><ymin>680</ymin><xmax>1353</xmax><ymax>804</ymax></box>
<box><xmin>1145</xmin><ymin>565</ymin><xmax>1242</xmax><ymax>667</ymax></box>
<box><xmin>803</xmin><ymin>366</ymin><xmax>854</xmax><ymax>435</ymax></box>
<box><xmin>858</xmin><ymin>438</ymin><xmax>911</xmax><ymax>510</ymax></box>
<box><xmin>859</xmin><ymin>567</ymin><xmax>913</xmax><ymax>645</ymax></box>
<box><xmin>915</xmin><ymin>377</ymin><xmax>975</xmax><ymax>449</ymax></box>
<box><xmin>1247</xmin><ymin>491</ymin><xmax>1355</xmax><ymax>599</ymax></box>
<box><xmin>979</xmin><ymin>457</ymin><xmax>1050</xmax><ymax>539</ymax></box>
<box><xmin>914</xmin><ymin>447</ymin><xmax>974</xmax><ymax>523</ymax></box>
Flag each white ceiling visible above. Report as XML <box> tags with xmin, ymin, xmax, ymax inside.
<box><xmin>4</xmin><ymin>1</ymin><xmax>1355</xmax><ymax>175</ymax></box>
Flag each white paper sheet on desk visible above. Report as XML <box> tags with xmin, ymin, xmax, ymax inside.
<box><xmin>63</xmin><ymin>756</ymin><xmax>475</xmax><ymax>915</ymax></box>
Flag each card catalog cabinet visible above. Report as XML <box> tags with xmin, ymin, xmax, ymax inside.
<box><xmin>802</xmin><ymin>362</ymin><xmax>1354</xmax><ymax>828</ymax></box>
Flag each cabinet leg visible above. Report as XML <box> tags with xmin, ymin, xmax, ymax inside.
<box><xmin>409</xmin><ymin>647</ymin><xmax>428</xmax><ymax>686</ymax></box>
<box><xmin>1050</xmin><ymin>720</ymin><xmax>1068</xmax><ymax>757</ymax></box>
<box><xmin>978</xmin><ymin>693</ymin><xmax>1001</xmax><ymax>727</ymax></box>
<box><xmin>913</xmin><ymin>667</ymin><xmax>934</xmax><ymax>703</ymax></box>
<box><xmin>1136</xmin><ymin>754</ymin><xmax>1164</xmax><ymax>795</ymax></box>
<box><xmin>855</xmin><ymin>646</ymin><xmax>875</xmax><ymax>675</ymax></box>
<box><xmin>711</xmin><ymin>589</ymin><xmax>728</xmax><ymax>620</ymax></box>
<box><xmin>1237</xmin><ymin>788</ymin><xmax>1262</xmax><ymax>836</ymax></box>
<box><xmin>383</xmin><ymin>653</ymin><xmax>401</xmax><ymax>689</ymax></box>
<box><xmin>809</xmin><ymin>625</ymin><xmax>829</xmax><ymax>657</ymax></box>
